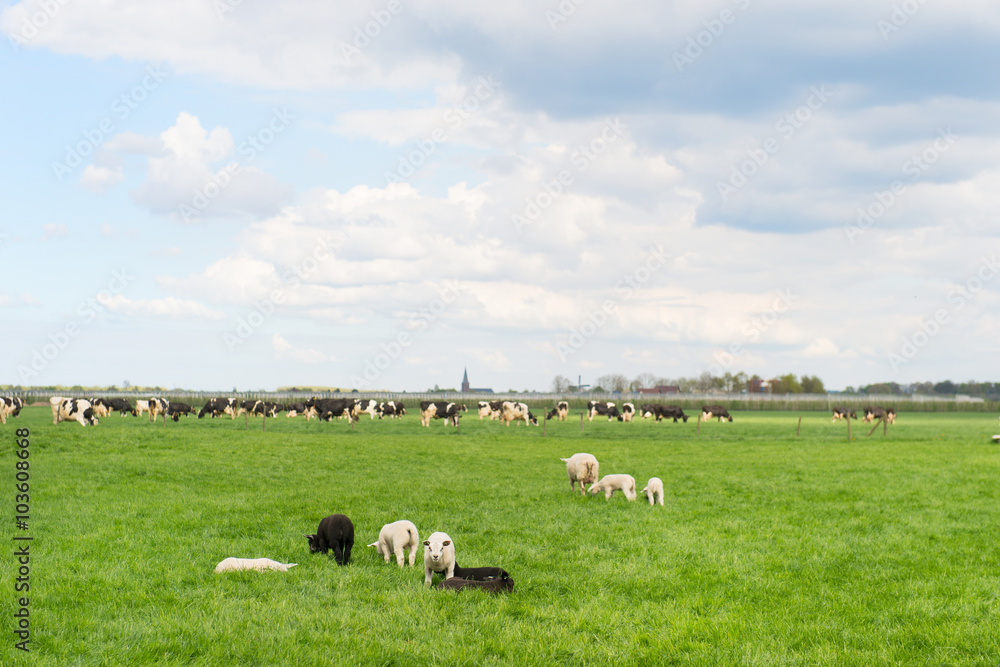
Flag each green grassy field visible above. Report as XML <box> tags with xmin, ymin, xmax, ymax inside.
<box><xmin>3</xmin><ymin>407</ymin><xmax>1000</xmax><ymax>666</ymax></box>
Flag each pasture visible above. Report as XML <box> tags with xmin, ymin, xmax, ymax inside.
<box><xmin>3</xmin><ymin>407</ymin><xmax>1000</xmax><ymax>665</ymax></box>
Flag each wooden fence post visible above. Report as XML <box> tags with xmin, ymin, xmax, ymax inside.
<box><xmin>796</xmin><ymin>416</ymin><xmax>802</xmax><ymax>437</ymax></box>
<box><xmin>580</xmin><ymin>412</ymin><xmax>584</xmax><ymax>433</ymax></box>
<box><xmin>847</xmin><ymin>416</ymin><xmax>851</xmax><ymax>442</ymax></box>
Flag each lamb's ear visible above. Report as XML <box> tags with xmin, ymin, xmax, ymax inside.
<box><xmin>423</xmin><ymin>541</ymin><xmax>430</xmax><ymax>546</ymax></box>
<box><xmin>443</xmin><ymin>541</ymin><xmax>451</xmax><ymax>547</ymax></box>
<box><xmin>367</xmin><ymin>541</ymin><xmax>378</xmax><ymax>548</ymax></box>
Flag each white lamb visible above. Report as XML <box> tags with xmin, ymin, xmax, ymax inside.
<box><xmin>213</xmin><ymin>557</ymin><xmax>297</xmax><ymax>573</ymax></box>
<box><xmin>588</xmin><ymin>474</ymin><xmax>637</xmax><ymax>501</ymax></box>
<box><xmin>641</xmin><ymin>477</ymin><xmax>664</xmax><ymax>506</ymax></box>
<box><xmin>423</xmin><ymin>531</ymin><xmax>456</xmax><ymax>587</ymax></box>
<box><xmin>560</xmin><ymin>453</ymin><xmax>600</xmax><ymax>496</ymax></box>
<box><xmin>368</xmin><ymin>520</ymin><xmax>420</xmax><ymax>567</ymax></box>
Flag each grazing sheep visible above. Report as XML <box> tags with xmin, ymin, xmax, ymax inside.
<box><xmin>452</xmin><ymin>564</ymin><xmax>511</xmax><ymax>581</ymax></box>
<box><xmin>304</xmin><ymin>514</ymin><xmax>355</xmax><ymax>565</ymax></box>
<box><xmin>214</xmin><ymin>557</ymin><xmax>297</xmax><ymax>573</ymax></box>
<box><xmin>641</xmin><ymin>477</ymin><xmax>664</xmax><ymax>506</ymax></box>
<box><xmin>436</xmin><ymin>573</ymin><xmax>514</xmax><ymax>594</ymax></box>
<box><xmin>588</xmin><ymin>474</ymin><xmax>637</xmax><ymax>501</ymax></box>
<box><xmin>423</xmin><ymin>531</ymin><xmax>456</xmax><ymax>587</ymax></box>
<box><xmin>560</xmin><ymin>453</ymin><xmax>600</xmax><ymax>496</ymax></box>
<box><xmin>367</xmin><ymin>520</ymin><xmax>420</xmax><ymax>567</ymax></box>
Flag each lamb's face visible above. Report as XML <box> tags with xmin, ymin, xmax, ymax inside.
<box><xmin>304</xmin><ymin>534</ymin><xmax>320</xmax><ymax>552</ymax></box>
<box><xmin>424</xmin><ymin>539</ymin><xmax>451</xmax><ymax>563</ymax></box>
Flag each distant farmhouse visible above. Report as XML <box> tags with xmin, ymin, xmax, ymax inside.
<box><xmin>637</xmin><ymin>385</ymin><xmax>680</xmax><ymax>395</ymax></box>
<box><xmin>461</xmin><ymin>369</ymin><xmax>493</xmax><ymax>394</ymax></box>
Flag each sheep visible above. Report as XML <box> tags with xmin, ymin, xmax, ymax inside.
<box><xmin>423</xmin><ymin>531</ymin><xmax>456</xmax><ymax>587</ymax></box>
<box><xmin>304</xmin><ymin>514</ymin><xmax>354</xmax><ymax>565</ymax></box>
<box><xmin>214</xmin><ymin>557</ymin><xmax>297</xmax><ymax>573</ymax></box>
<box><xmin>452</xmin><ymin>564</ymin><xmax>510</xmax><ymax>581</ymax></box>
<box><xmin>367</xmin><ymin>520</ymin><xmax>420</xmax><ymax>567</ymax></box>
<box><xmin>560</xmin><ymin>453</ymin><xmax>600</xmax><ymax>496</ymax></box>
<box><xmin>588</xmin><ymin>474</ymin><xmax>637</xmax><ymax>501</ymax></box>
<box><xmin>436</xmin><ymin>573</ymin><xmax>515</xmax><ymax>594</ymax></box>
<box><xmin>641</xmin><ymin>477</ymin><xmax>664</xmax><ymax>506</ymax></box>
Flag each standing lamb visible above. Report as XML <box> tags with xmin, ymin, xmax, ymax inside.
<box><xmin>423</xmin><ymin>531</ymin><xmax>456</xmax><ymax>587</ymax></box>
<box><xmin>304</xmin><ymin>514</ymin><xmax>355</xmax><ymax>565</ymax></box>
<box><xmin>641</xmin><ymin>477</ymin><xmax>664</xmax><ymax>506</ymax></box>
<box><xmin>368</xmin><ymin>520</ymin><xmax>420</xmax><ymax>567</ymax></box>
<box><xmin>588</xmin><ymin>474</ymin><xmax>637</xmax><ymax>501</ymax></box>
<box><xmin>560</xmin><ymin>453</ymin><xmax>600</xmax><ymax>496</ymax></box>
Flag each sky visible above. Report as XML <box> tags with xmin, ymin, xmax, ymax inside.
<box><xmin>1</xmin><ymin>0</ymin><xmax>998</xmax><ymax>393</ymax></box>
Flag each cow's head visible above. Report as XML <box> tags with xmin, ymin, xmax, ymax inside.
<box><xmin>83</xmin><ymin>408</ymin><xmax>98</xmax><ymax>426</ymax></box>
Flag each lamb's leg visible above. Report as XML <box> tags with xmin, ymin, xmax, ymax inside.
<box><xmin>394</xmin><ymin>546</ymin><xmax>405</xmax><ymax>567</ymax></box>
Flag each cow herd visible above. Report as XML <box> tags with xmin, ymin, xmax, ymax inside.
<box><xmin>832</xmin><ymin>406</ymin><xmax>897</xmax><ymax>424</ymax></box>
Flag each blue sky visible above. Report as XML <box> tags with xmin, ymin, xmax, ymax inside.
<box><xmin>2</xmin><ymin>0</ymin><xmax>998</xmax><ymax>392</ymax></box>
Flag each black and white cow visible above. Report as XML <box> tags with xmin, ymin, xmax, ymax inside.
<box><xmin>103</xmin><ymin>397</ymin><xmax>137</xmax><ymax>416</ymax></box>
<box><xmin>167</xmin><ymin>402</ymin><xmax>196</xmax><ymax>421</ymax></box>
<box><xmin>148</xmin><ymin>397</ymin><xmax>170</xmax><ymax>423</ymax></box>
<box><xmin>618</xmin><ymin>403</ymin><xmax>636</xmax><ymax>422</ymax></box>
<box><xmin>863</xmin><ymin>406</ymin><xmax>895</xmax><ymax>424</ymax></box>
<box><xmin>660</xmin><ymin>406</ymin><xmax>688</xmax><ymax>423</ymax></box>
<box><xmin>199</xmin><ymin>397</ymin><xmax>238</xmax><ymax>419</ymax></box>
<box><xmin>700</xmin><ymin>405</ymin><xmax>732</xmax><ymax>422</ymax></box>
<box><xmin>419</xmin><ymin>401</ymin><xmax>465</xmax><ymax>427</ymax></box>
<box><xmin>352</xmin><ymin>399</ymin><xmax>379</xmax><ymax>420</ymax></box>
<box><xmin>284</xmin><ymin>401</ymin><xmax>307</xmax><ymax>418</ymax></box>
<box><xmin>546</xmin><ymin>401</ymin><xmax>569</xmax><ymax>421</ymax></box>
<box><xmin>831</xmin><ymin>407</ymin><xmax>857</xmax><ymax>422</ymax></box>
<box><xmin>885</xmin><ymin>408</ymin><xmax>897</xmax><ymax>425</ymax></box>
<box><xmin>587</xmin><ymin>401</ymin><xmax>621</xmax><ymax>422</ymax></box>
<box><xmin>88</xmin><ymin>398</ymin><xmax>112</xmax><ymax>419</ymax></box>
<box><xmin>305</xmin><ymin>398</ymin><xmax>355</xmax><ymax>423</ymax></box>
<box><xmin>50</xmin><ymin>397</ymin><xmax>98</xmax><ymax>426</ymax></box>
<box><xmin>501</xmin><ymin>401</ymin><xmax>537</xmax><ymax>426</ymax></box>
<box><xmin>378</xmin><ymin>401</ymin><xmax>405</xmax><ymax>419</ymax></box>
<box><xmin>0</xmin><ymin>397</ymin><xmax>25</xmax><ymax>424</ymax></box>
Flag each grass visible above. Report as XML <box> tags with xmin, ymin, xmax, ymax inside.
<box><xmin>3</xmin><ymin>407</ymin><xmax>1000</xmax><ymax>665</ymax></box>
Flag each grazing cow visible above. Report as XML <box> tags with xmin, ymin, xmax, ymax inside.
<box><xmin>148</xmin><ymin>397</ymin><xmax>169</xmax><ymax>423</ymax></box>
<box><xmin>167</xmin><ymin>402</ymin><xmax>196</xmax><ymax>421</ymax></box>
<box><xmin>862</xmin><ymin>406</ymin><xmax>886</xmax><ymax>424</ymax></box>
<box><xmin>419</xmin><ymin>401</ymin><xmax>465</xmax><ymax>426</ymax></box>
<box><xmin>587</xmin><ymin>401</ymin><xmax>621</xmax><ymax>422</ymax></box>
<box><xmin>305</xmin><ymin>514</ymin><xmax>355</xmax><ymax>566</ymax></box>
<box><xmin>546</xmin><ymin>401</ymin><xmax>570</xmax><ymax>421</ymax></box>
<box><xmin>618</xmin><ymin>403</ymin><xmax>636</xmax><ymax>422</ymax></box>
<box><xmin>284</xmin><ymin>401</ymin><xmax>307</xmax><ymax>417</ymax></box>
<box><xmin>352</xmin><ymin>399</ymin><xmax>379</xmax><ymax>420</ymax></box>
<box><xmin>501</xmin><ymin>401</ymin><xmax>537</xmax><ymax>426</ymax></box>
<box><xmin>0</xmin><ymin>397</ymin><xmax>25</xmax><ymax>424</ymax></box>
<box><xmin>135</xmin><ymin>400</ymin><xmax>150</xmax><ymax>418</ymax></box>
<box><xmin>700</xmin><ymin>405</ymin><xmax>732</xmax><ymax>422</ymax></box>
<box><xmin>660</xmin><ymin>406</ymin><xmax>689</xmax><ymax>423</ymax></box>
<box><xmin>831</xmin><ymin>407</ymin><xmax>857</xmax><ymax>422</ymax></box>
<box><xmin>305</xmin><ymin>398</ymin><xmax>355</xmax><ymax>423</ymax></box>
<box><xmin>378</xmin><ymin>400</ymin><xmax>404</xmax><ymax>419</ymax></box>
<box><xmin>50</xmin><ymin>397</ymin><xmax>98</xmax><ymax>426</ymax></box>
<box><xmin>477</xmin><ymin>401</ymin><xmax>494</xmax><ymax>420</ymax></box>
<box><xmin>104</xmin><ymin>397</ymin><xmax>137</xmax><ymax>416</ymax></box>
<box><xmin>199</xmin><ymin>397</ymin><xmax>238</xmax><ymax>419</ymax></box>
<box><xmin>88</xmin><ymin>398</ymin><xmax>112</xmax><ymax>419</ymax></box>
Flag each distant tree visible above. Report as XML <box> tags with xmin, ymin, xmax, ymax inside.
<box><xmin>596</xmin><ymin>374</ymin><xmax>629</xmax><ymax>392</ymax></box>
<box><xmin>630</xmin><ymin>373</ymin><xmax>658</xmax><ymax>391</ymax></box>
<box><xmin>551</xmin><ymin>375</ymin><xmax>571</xmax><ymax>393</ymax></box>
<box><xmin>800</xmin><ymin>375</ymin><xmax>825</xmax><ymax>394</ymax></box>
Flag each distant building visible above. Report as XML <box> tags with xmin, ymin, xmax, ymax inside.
<box><xmin>637</xmin><ymin>385</ymin><xmax>680</xmax><ymax>395</ymax></box>
<box><xmin>748</xmin><ymin>378</ymin><xmax>779</xmax><ymax>393</ymax></box>
<box><xmin>461</xmin><ymin>368</ymin><xmax>493</xmax><ymax>394</ymax></box>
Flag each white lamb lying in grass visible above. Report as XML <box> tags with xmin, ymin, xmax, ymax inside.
<box><xmin>423</xmin><ymin>531</ymin><xmax>456</xmax><ymax>587</ymax></box>
<box><xmin>214</xmin><ymin>557</ymin><xmax>297</xmax><ymax>573</ymax></box>
<box><xmin>641</xmin><ymin>477</ymin><xmax>664</xmax><ymax>506</ymax></box>
<box><xmin>368</xmin><ymin>520</ymin><xmax>420</xmax><ymax>567</ymax></box>
<box><xmin>588</xmin><ymin>474</ymin><xmax>637</xmax><ymax>501</ymax></box>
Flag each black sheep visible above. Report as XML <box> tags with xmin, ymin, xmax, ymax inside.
<box><xmin>304</xmin><ymin>514</ymin><xmax>354</xmax><ymax>565</ymax></box>
<box><xmin>452</xmin><ymin>564</ymin><xmax>511</xmax><ymax>581</ymax></box>
<box><xmin>436</xmin><ymin>573</ymin><xmax>515</xmax><ymax>594</ymax></box>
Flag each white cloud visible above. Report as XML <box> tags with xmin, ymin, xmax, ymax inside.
<box><xmin>272</xmin><ymin>333</ymin><xmax>336</xmax><ymax>363</ymax></box>
<box><xmin>80</xmin><ymin>164</ymin><xmax>125</xmax><ymax>194</ymax></box>
<box><xmin>100</xmin><ymin>295</ymin><xmax>224</xmax><ymax>320</ymax></box>
<box><xmin>41</xmin><ymin>223</ymin><xmax>67</xmax><ymax>241</ymax></box>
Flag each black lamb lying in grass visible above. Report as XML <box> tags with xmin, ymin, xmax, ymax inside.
<box><xmin>451</xmin><ymin>564</ymin><xmax>510</xmax><ymax>581</ymax></box>
<box><xmin>436</xmin><ymin>572</ymin><xmax>514</xmax><ymax>594</ymax></box>
<box><xmin>304</xmin><ymin>514</ymin><xmax>354</xmax><ymax>565</ymax></box>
